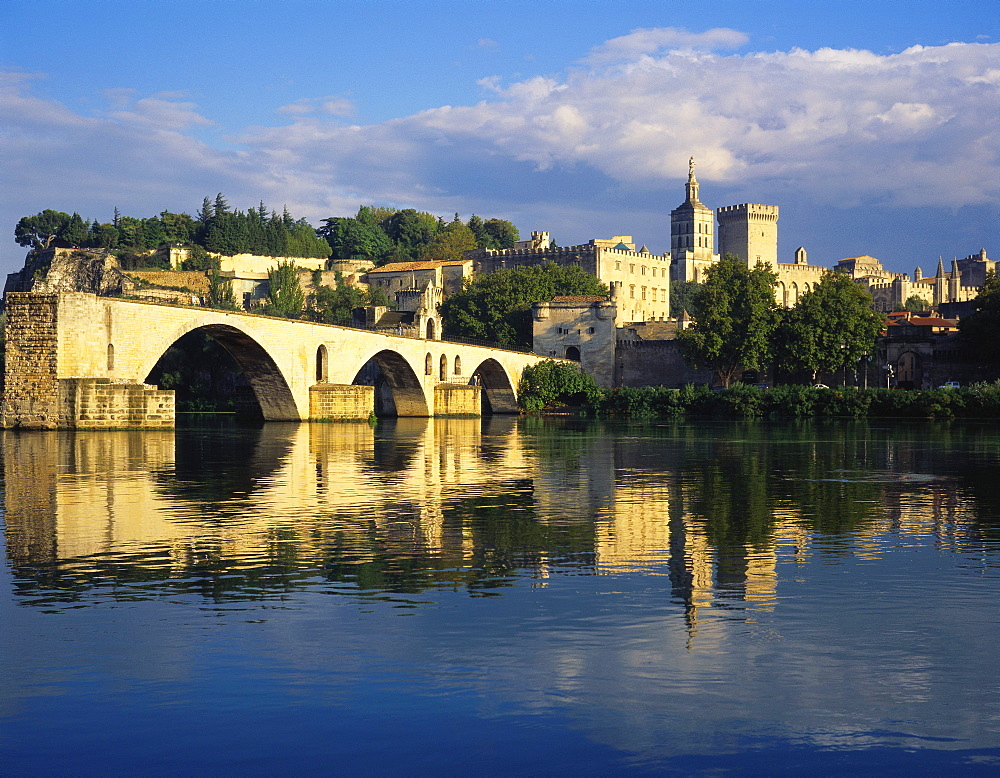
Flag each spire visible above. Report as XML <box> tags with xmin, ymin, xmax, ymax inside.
<box><xmin>685</xmin><ymin>156</ymin><xmax>701</xmax><ymax>204</ymax></box>
<box><xmin>951</xmin><ymin>259</ymin><xmax>960</xmax><ymax>279</ymax></box>
<box><xmin>936</xmin><ymin>257</ymin><xmax>946</xmax><ymax>277</ymax></box>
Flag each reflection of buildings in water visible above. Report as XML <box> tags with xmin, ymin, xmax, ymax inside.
<box><xmin>5</xmin><ymin>422</ymin><xmax>989</xmax><ymax>633</ymax></box>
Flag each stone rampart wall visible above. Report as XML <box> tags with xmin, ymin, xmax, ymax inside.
<box><xmin>617</xmin><ymin>339</ymin><xmax>714</xmax><ymax>388</ymax></box>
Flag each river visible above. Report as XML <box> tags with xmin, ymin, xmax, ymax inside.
<box><xmin>3</xmin><ymin>417</ymin><xmax>1000</xmax><ymax>774</ymax></box>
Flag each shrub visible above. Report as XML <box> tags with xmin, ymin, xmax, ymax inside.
<box><xmin>518</xmin><ymin>360</ymin><xmax>603</xmax><ymax>412</ymax></box>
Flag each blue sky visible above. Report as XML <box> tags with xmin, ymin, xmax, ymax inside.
<box><xmin>2</xmin><ymin>0</ymin><xmax>998</xmax><ymax>277</ymax></box>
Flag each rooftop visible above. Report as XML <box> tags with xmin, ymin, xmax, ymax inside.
<box><xmin>367</xmin><ymin>259</ymin><xmax>471</xmax><ymax>274</ymax></box>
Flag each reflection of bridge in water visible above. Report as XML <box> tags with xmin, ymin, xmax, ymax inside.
<box><xmin>3</xmin><ymin>420</ymin><xmax>986</xmax><ymax>645</ymax></box>
<box><xmin>2</xmin><ymin>292</ymin><xmax>556</xmax><ymax>428</ymax></box>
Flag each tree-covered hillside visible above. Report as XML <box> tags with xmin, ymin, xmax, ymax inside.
<box><xmin>319</xmin><ymin>207</ymin><xmax>519</xmax><ymax>266</ymax></box>
<box><xmin>14</xmin><ymin>200</ymin><xmax>522</xmax><ymax>268</ymax></box>
<box><xmin>15</xmin><ymin>196</ymin><xmax>330</xmax><ymax>259</ymax></box>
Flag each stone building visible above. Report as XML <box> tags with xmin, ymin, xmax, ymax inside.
<box><xmin>666</xmin><ymin>161</ymin><xmax>829</xmax><ymax>304</ymax></box>
<box><xmin>857</xmin><ymin>252</ymin><xmax>992</xmax><ymax>312</ymax></box>
<box><xmin>532</xmin><ymin>290</ymin><xmax>711</xmax><ymax>389</ymax></box>
<box><xmin>359</xmin><ymin>259</ymin><xmax>473</xmax><ymax>340</ymax></box>
<box><xmin>465</xmin><ymin>235</ymin><xmax>671</xmax><ymax>324</ymax></box>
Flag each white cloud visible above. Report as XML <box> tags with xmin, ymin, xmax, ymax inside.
<box><xmin>278</xmin><ymin>96</ymin><xmax>355</xmax><ymax>118</ymax></box>
<box><xmin>585</xmin><ymin>26</ymin><xmax>749</xmax><ymax>64</ymax></box>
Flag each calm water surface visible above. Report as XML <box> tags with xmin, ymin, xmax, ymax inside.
<box><xmin>3</xmin><ymin>417</ymin><xmax>1000</xmax><ymax>774</ymax></box>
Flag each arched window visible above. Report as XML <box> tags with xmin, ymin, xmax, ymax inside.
<box><xmin>565</xmin><ymin>346</ymin><xmax>581</xmax><ymax>361</ymax></box>
<box><xmin>454</xmin><ymin>356</ymin><xmax>461</xmax><ymax>375</ymax></box>
<box><xmin>426</xmin><ymin>319</ymin><xmax>436</xmax><ymax>339</ymax></box>
<box><xmin>425</xmin><ymin>352</ymin><xmax>433</xmax><ymax>375</ymax></box>
<box><xmin>107</xmin><ymin>343</ymin><xmax>115</xmax><ymax>371</ymax></box>
<box><xmin>440</xmin><ymin>354</ymin><xmax>448</xmax><ymax>381</ymax></box>
<box><xmin>316</xmin><ymin>344</ymin><xmax>328</xmax><ymax>383</ymax></box>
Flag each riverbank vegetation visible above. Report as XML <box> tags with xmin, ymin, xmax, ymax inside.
<box><xmin>518</xmin><ymin>361</ymin><xmax>1000</xmax><ymax>420</ymax></box>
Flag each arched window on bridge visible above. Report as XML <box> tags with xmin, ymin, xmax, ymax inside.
<box><xmin>440</xmin><ymin>354</ymin><xmax>448</xmax><ymax>381</ymax></box>
<box><xmin>425</xmin><ymin>352</ymin><xmax>433</xmax><ymax>376</ymax></box>
<box><xmin>316</xmin><ymin>344</ymin><xmax>328</xmax><ymax>383</ymax></box>
<box><xmin>426</xmin><ymin>319</ymin><xmax>436</xmax><ymax>339</ymax></box>
<box><xmin>107</xmin><ymin>343</ymin><xmax>115</xmax><ymax>371</ymax></box>
<box><xmin>454</xmin><ymin>356</ymin><xmax>461</xmax><ymax>376</ymax></box>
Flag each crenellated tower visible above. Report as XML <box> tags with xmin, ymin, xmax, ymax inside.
<box><xmin>717</xmin><ymin>203</ymin><xmax>779</xmax><ymax>269</ymax></box>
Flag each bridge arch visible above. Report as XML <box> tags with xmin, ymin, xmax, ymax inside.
<box><xmin>354</xmin><ymin>349</ymin><xmax>429</xmax><ymax>417</ymax></box>
<box><xmin>145</xmin><ymin>323</ymin><xmax>299</xmax><ymax>421</ymax></box>
<box><xmin>471</xmin><ymin>357</ymin><xmax>518</xmax><ymax>414</ymax></box>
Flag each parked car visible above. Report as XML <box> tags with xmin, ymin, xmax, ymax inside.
<box><xmin>813</xmin><ymin>383</ymin><xmax>829</xmax><ymax>389</ymax></box>
<box><xmin>939</xmin><ymin>381</ymin><xmax>961</xmax><ymax>389</ymax></box>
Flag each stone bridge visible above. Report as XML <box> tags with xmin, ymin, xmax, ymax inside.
<box><xmin>2</xmin><ymin>292</ymin><xmax>554</xmax><ymax>428</ymax></box>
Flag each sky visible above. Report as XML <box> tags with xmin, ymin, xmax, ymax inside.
<box><xmin>2</xmin><ymin>0</ymin><xmax>998</xmax><ymax>278</ymax></box>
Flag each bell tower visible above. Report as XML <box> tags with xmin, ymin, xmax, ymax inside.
<box><xmin>669</xmin><ymin>158</ymin><xmax>717</xmax><ymax>283</ymax></box>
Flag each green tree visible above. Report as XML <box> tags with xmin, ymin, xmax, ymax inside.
<box><xmin>208</xmin><ymin>269</ymin><xmax>240</xmax><ymax>311</ymax></box>
<box><xmin>774</xmin><ymin>271</ymin><xmax>885</xmax><ymax>383</ymax></box>
<box><xmin>61</xmin><ymin>213</ymin><xmax>90</xmax><ymax>246</ymax></box>
<box><xmin>319</xmin><ymin>216</ymin><xmax>392</xmax><ymax>262</ymax></box>
<box><xmin>304</xmin><ymin>271</ymin><xmax>378</xmax><ymax>324</ymax></box>
<box><xmin>960</xmin><ymin>270</ymin><xmax>1000</xmax><ymax>361</ymax></box>
<box><xmin>263</xmin><ymin>261</ymin><xmax>305</xmax><ymax>318</ymax></box>
<box><xmin>383</xmin><ymin>209</ymin><xmax>439</xmax><ymax>262</ymax></box>
<box><xmin>481</xmin><ymin>218</ymin><xmax>519</xmax><ymax>249</ymax></box>
<box><xmin>439</xmin><ymin>262</ymin><xmax>607</xmax><ymax>348</ymax></box>
<box><xmin>903</xmin><ymin>295</ymin><xmax>926</xmax><ymax>313</ymax></box>
<box><xmin>677</xmin><ymin>255</ymin><xmax>779</xmax><ymax>387</ymax></box>
<box><xmin>14</xmin><ymin>210</ymin><xmax>73</xmax><ymax>248</ymax></box>
<box><xmin>421</xmin><ymin>218</ymin><xmax>478</xmax><ymax>261</ymax></box>
<box><xmin>518</xmin><ymin>359</ymin><xmax>602</xmax><ymax>411</ymax></box>
<box><xmin>670</xmin><ymin>280</ymin><xmax>702</xmax><ymax>317</ymax></box>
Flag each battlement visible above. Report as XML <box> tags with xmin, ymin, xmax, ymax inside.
<box><xmin>717</xmin><ymin>203</ymin><xmax>779</xmax><ymax>221</ymax></box>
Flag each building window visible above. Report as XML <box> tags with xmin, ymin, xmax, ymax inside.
<box><xmin>107</xmin><ymin>343</ymin><xmax>114</xmax><ymax>371</ymax></box>
<box><xmin>588</xmin><ymin>327</ymin><xmax>595</xmax><ymax>334</ymax></box>
<box><xmin>630</xmin><ymin>264</ymin><xmax>635</xmax><ymax>273</ymax></box>
<box><xmin>630</xmin><ymin>285</ymin><xmax>635</xmax><ymax>299</ymax></box>
<box><xmin>641</xmin><ymin>266</ymin><xmax>646</xmax><ymax>275</ymax></box>
<box><xmin>615</xmin><ymin>261</ymin><xmax>621</xmax><ymax>270</ymax></box>
<box><xmin>641</xmin><ymin>287</ymin><xmax>647</xmax><ymax>300</ymax></box>
<box><xmin>425</xmin><ymin>352</ymin><xmax>433</xmax><ymax>375</ymax></box>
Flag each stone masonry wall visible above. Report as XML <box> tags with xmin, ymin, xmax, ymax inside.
<box><xmin>309</xmin><ymin>383</ymin><xmax>374</xmax><ymax>420</ymax></box>
<box><xmin>617</xmin><ymin>340</ymin><xmax>714</xmax><ymax>388</ymax></box>
<box><xmin>58</xmin><ymin>378</ymin><xmax>174</xmax><ymax>429</ymax></box>
<box><xmin>2</xmin><ymin>293</ymin><xmax>60</xmax><ymax>428</ymax></box>
<box><xmin>433</xmin><ymin>384</ymin><xmax>480</xmax><ymax>416</ymax></box>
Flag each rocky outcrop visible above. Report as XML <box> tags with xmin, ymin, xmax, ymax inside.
<box><xmin>4</xmin><ymin>248</ymin><xmax>129</xmax><ymax>299</ymax></box>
